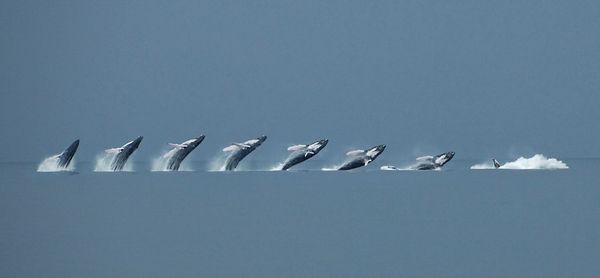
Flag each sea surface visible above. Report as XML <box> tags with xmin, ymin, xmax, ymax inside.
<box><xmin>1</xmin><ymin>159</ymin><xmax>599</xmax><ymax>277</ymax></box>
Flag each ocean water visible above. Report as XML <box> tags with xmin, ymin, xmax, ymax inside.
<box><xmin>1</xmin><ymin>159</ymin><xmax>599</xmax><ymax>277</ymax></box>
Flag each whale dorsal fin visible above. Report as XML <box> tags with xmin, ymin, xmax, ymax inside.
<box><xmin>416</xmin><ymin>155</ymin><xmax>434</xmax><ymax>162</ymax></box>
<box><xmin>346</xmin><ymin>150</ymin><xmax>365</xmax><ymax>156</ymax></box>
<box><xmin>287</xmin><ymin>144</ymin><xmax>307</xmax><ymax>151</ymax></box>
<box><xmin>105</xmin><ymin>148</ymin><xmax>123</xmax><ymax>154</ymax></box>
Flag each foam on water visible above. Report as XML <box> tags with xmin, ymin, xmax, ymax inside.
<box><xmin>37</xmin><ymin>155</ymin><xmax>75</xmax><ymax>172</ymax></box>
<box><xmin>470</xmin><ymin>154</ymin><xmax>568</xmax><ymax>170</ymax></box>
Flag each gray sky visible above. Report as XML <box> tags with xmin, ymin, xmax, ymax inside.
<box><xmin>1</xmin><ymin>0</ymin><xmax>599</xmax><ymax>162</ymax></box>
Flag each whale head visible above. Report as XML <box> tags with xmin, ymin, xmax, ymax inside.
<box><xmin>256</xmin><ymin>135</ymin><xmax>267</xmax><ymax>145</ymax></box>
<box><xmin>366</xmin><ymin>144</ymin><xmax>386</xmax><ymax>159</ymax></box>
<box><xmin>434</xmin><ymin>151</ymin><xmax>455</xmax><ymax>166</ymax></box>
<box><xmin>126</xmin><ymin>136</ymin><xmax>143</xmax><ymax>151</ymax></box>
<box><xmin>308</xmin><ymin>139</ymin><xmax>328</xmax><ymax>152</ymax></box>
<box><xmin>189</xmin><ymin>135</ymin><xmax>206</xmax><ymax>148</ymax></box>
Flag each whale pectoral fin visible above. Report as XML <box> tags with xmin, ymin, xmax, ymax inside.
<box><xmin>105</xmin><ymin>148</ymin><xmax>123</xmax><ymax>154</ymax></box>
<box><xmin>234</xmin><ymin>143</ymin><xmax>251</xmax><ymax>149</ymax></box>
<box><xmin>223</xmin><ymin>145</ymin><xmax>242</xmax><ymax>152</ymax></box>
<box><xmin>416</xmin><ymin>156</ymin><xmax>434</xmax><ymax>162</ymax></box>
<box><xmin>364</xmin><ymin>159</ymin><xmax>372</xmax><ymax>166</ymax></box>
<box><xmin>346</xmin><ymin>150</ymin><xmax>365</xmax><ymax>156</ymax></box>
<box><xmin>287</xmin><ymin>144</ymin><xmax>307</xmax><ymax>151</ymax></box>
<box><xmin>304</xmin><ymin>151</ymin><xmax>314</xmax><ymax>157</ymax></box>
<box><xmin>169</xmin><ymin>143</ymin><xmax>185</xmax><ymax>149</ymax></box>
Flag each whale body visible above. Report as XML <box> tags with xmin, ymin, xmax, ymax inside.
<box><xmin>338</xmin><ymin>144</ymin><xmax>386</xmax><ymax>171</ymax></box>
<box><xmin>104</xmin><ymin>136</ymin><xmax>143</xmax><ymax>171</ymax></box>
<box><xmin>222</xmin><ymin>136</ymin><xmax>267</xmax><ymax>171</ymax></box>
<box><xmin>281</xmin><ymin>139</ymin><xmax>328</xmax><ymax>170</ymax></box>
<box><xmin>164</xmin><ymin>135</ymin><xmax>205</xmax><ymax>171</ymax></box>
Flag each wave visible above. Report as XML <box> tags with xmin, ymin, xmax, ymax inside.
<box><xmin>470</xmin><ymin>154</ymin><xmax>568</xmax><ymax>170</ymax></box>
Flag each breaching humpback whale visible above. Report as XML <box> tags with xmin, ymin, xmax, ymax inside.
<box><xmin>413</xmin><ymin>151</ymin><xmax>455</xmax><ymax>170</ymax></box>
<box><xmin>281</xmin><ymin>139</ymin><xmax>328</xmax><ymax>170</ymax></box>
<box><xmin>46</xmin><ymin>139</ymin><xmax>79</xmax><ymax>170</ymax></box>
<box><xmin>222</xmin><ymin>135</ymin><xmax>267</xmax><ymax>171</ymax></box>
<box><xmin>493</xmin><ymin>159</ymin><xmax>501</xmax><ymax>169</ymax></box>
<box><xmin>104</xmin><ymin>136</ymin><xmax>143</xmax><ymax>171</ymax></box>
<box><xmin>163</xmin><ymin>135</ymin><xmax>205</xmax><ymax>171</ymax></box>
<box><xmin>337</xmin><ymin>144</ymin><xmax>386</xmax><ymax>170</ymax></box>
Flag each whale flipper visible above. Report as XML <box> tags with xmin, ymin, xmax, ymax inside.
<box><xmin>416</xmin><ymin>156</ymin><xmax>434</xmax><ymax>162</ymax></box>
<box><xmin>169</xmin><ymin>143</ymin><xmax>186</xmax><ymax>149</ymax></box>
<box><xmin>287</xmin><ymin>144</ymin><xmax>307</xmax><ymax>151</ymax></box>
<box><xmin>223</xmin><ymin>145</ymin><xmax>242</xmax><ymax>152</ymax></box>
<box><xmin>346</xmin><ymin>150</ymin><xmax>365</xmax><ymax>156</ymax></box>
<box><xmin>105</xmin><ymin>148</ymin><xmax>123</xmax><ymax>154</ymax></box>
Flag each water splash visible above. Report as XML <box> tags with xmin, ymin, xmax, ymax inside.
<box><xmin>470</xmin><ymin>162</ymin><xmax>496</xmax><ymax>169</ymax></box>
<box><xmin>268</xmin><ymin>162</ymin><xmax>285</xmax><ymax>171</ymax></box>
<box><xmin>150</xmin><ymin>149</ymin><xmax>193</xmax><ymax>172</ymax></box>
<box><xmin>380</xmin><ymin>165</ymin><xmax>411</xmax><ymax>171</ymax></box>
<box><xmin>37</xmin><ymin>155</ymin><xmax>75</xmax><ymax>172</ymax></box>
<box><xmin>470</xmin><ymin>154</ymin><xmax>568</xmax><ymax>170</ymax></box>
<box><xmin>321</xmin><ymin>161</ymin><xmax>348</xmax><ymax>171</ymax></box>
<box><xmin>94</xmin><ymin>153</ymin><xmax>134</xmax><ymax>172</ymax></box>
<box><xmin>207</xmin><ymin>153</ymin><xmax>228</xmax><ymax>172</ymax></box>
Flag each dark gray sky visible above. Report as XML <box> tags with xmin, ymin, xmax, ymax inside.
<box><xmin>1</xmin><ymin>0</ymin><xmax>599</xmax><ymax>162</ymax></box>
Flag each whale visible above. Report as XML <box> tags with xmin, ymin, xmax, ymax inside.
<box><xmin>413</xmin><ymin>151</ymin><xmax>455</xmax><ymax>170</ymax></box>
<box><xmin>281</xmin><ymin>139</ymin><xmax>328</xmax><ymax>170</ymax></box>
<box><xmin>104</xmin><ymin>136</ymin><xmax>143</xmax><ymax>171</ymax></box>
<box><xmin>338</xmin><ymin>144</ymin><xmax>386</xmax><ymax>171</ymax></box>
<box><xmin>493</xmin><ymin>159</ymin><xmax>501</xmax><ymax>169</ymax></box>
<box><xmin>56</xmin><ymin>139</ymin><xmax>80</xmax><ymax>169</ymax></box>
<box><xmin>163</xmin><ymin>135</ymin><xmax>205</xmax><ymax>171</ymax></box>
<box><xmin>222</xmin><ymin>135</ymin><xmax>267</xmax><ymax>171</ymax></box>
<box><xmin>42</xmin><ymin>139</ymin><xmax>80</xmax><ymax>170</ymax></box>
